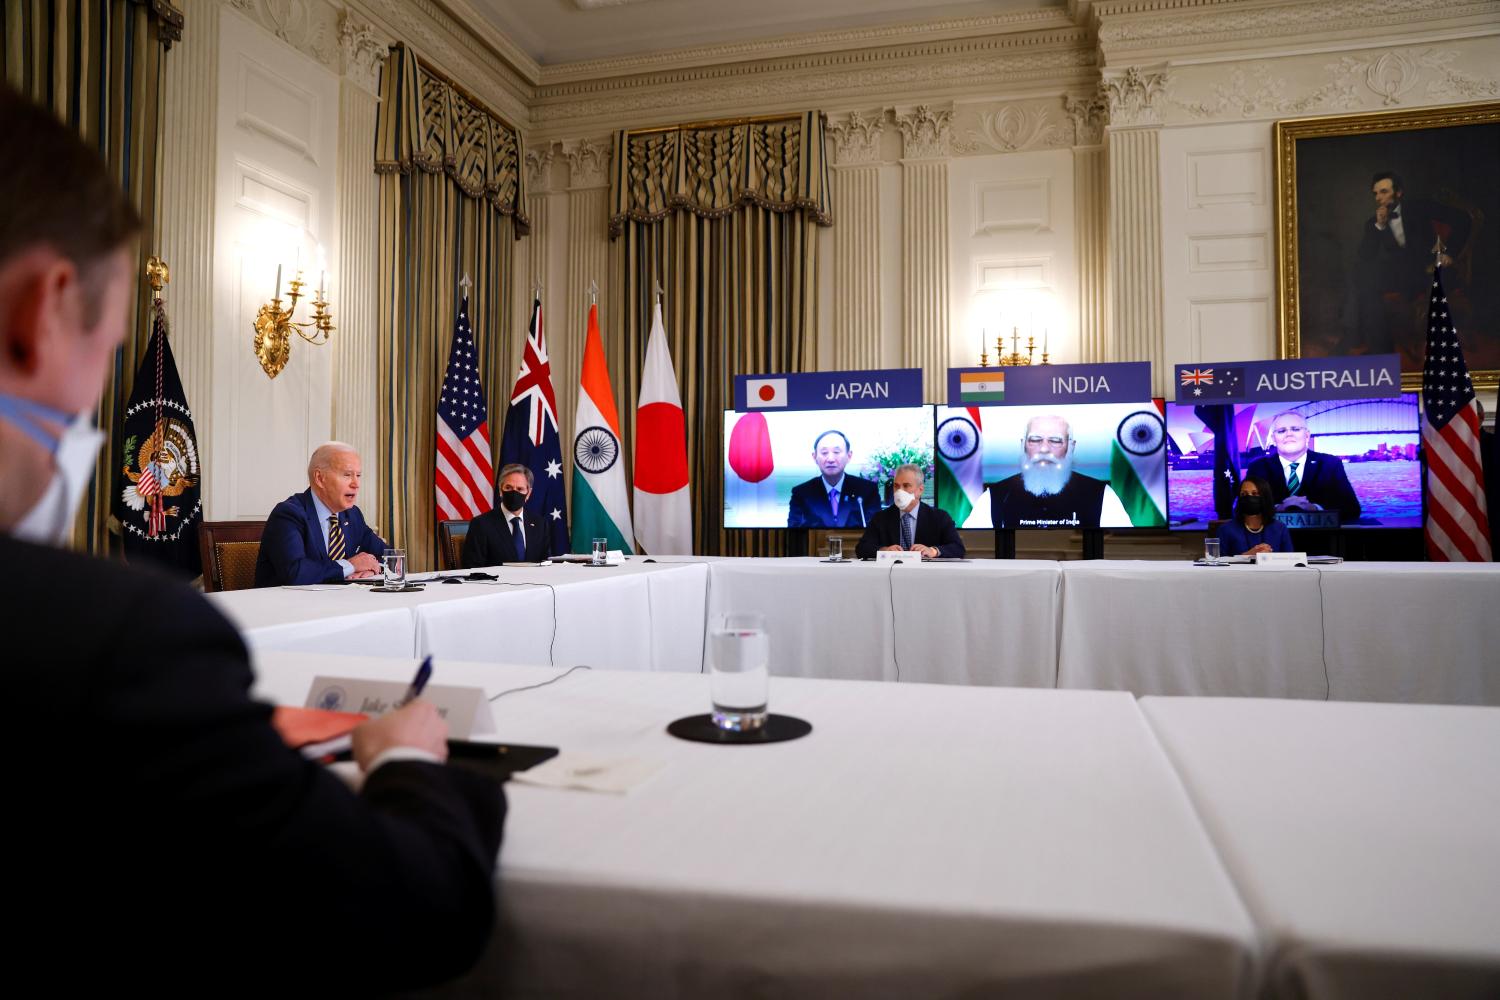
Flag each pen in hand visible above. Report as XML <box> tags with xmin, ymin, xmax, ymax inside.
<box><xmin>397</xmin><ymin>655</ymin><xmax>433</xmax><ymax>707</ymax></box>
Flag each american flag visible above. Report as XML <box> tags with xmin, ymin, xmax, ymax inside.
<box><xmin>1421</xmin><ymin>266</ymin><xmax>1490</xmax><ymax>561</ymax></box>
<box><xmin>435</xmin><ymin>295</ymin><xmax>495</xmax><ymax>522</ymax></box>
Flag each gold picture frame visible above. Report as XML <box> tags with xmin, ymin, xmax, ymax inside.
<box><xmin>1274</xmin><ymin>101</ymin><xmax>1500</xmax><ymax>390</ymax></box>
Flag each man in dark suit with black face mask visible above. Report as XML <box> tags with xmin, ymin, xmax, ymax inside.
<box><xmin>463</xmin><ymin>463</ymin><xmax>552</xmax><ymax>565</ymax></box>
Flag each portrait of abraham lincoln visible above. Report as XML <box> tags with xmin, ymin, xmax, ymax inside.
<box><xmin>1276</xmin><ymin>103</ymin><xmax>1500</xmax><ymax>387</ymax></box>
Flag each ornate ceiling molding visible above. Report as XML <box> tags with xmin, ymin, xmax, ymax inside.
<box><xmin>894</xmin><ymin>105</ymin><xmax>954</xmax><ymax>161</ymax></box>
<box><xmin>1164</xmin><ymin>42</ymin><xmax>1500</xmax><ymax>123</ymax></box>
<box><xmin>528</xmin><ymin>43</ymin><xmax>1095</xmax><ymax>139</ymax></box>
<box><xmin>345</xmin><ymin>0</ymin><xmax>533</xmax><ymax>127</ymax></box>
<box><xmin>951</xmin><ymin>100</ymin><xmax>1072</xmax><ymax>155</ymax></box>
<box><xmin>536</xmin><ymin>10</ymin><xmax>1079</xmax><ymax>85</ymax></box>
<box><xmin>225</xmin><ymin>0</ymin><xmax>341</xmax><ymax>71</ymax></box>
<box><xmin>1094</xmin><ymin>0</ymin><xmax>1500</xmax><ymax>64</ymax></box>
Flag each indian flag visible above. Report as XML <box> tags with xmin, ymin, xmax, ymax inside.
<box><xmin>570</xmin><ymin>303</ymin><xmax>635</xmax><ymax>553</ymax></box>
<box><xmin>1110</xmin><ymin>408</ymin><xmax>1167</xmax><ymax>527</ymax></box>
<box><xmin>959</xmin><ymin>370</ymin><xmax>1004</xmax><ymax>404</ymax></box>
<box><xmin>936</xmin><ymin>409</ymin><xmax>986</xmax><ymax>528</ymax></box>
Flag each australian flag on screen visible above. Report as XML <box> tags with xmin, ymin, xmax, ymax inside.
<box><xmin>1194</xmin><ymin>404</ymin><xmax>1241</xmax><ymax>520</ymax></box>
<box><xmin>499</xmin><ymin>298</ymin><xmax>570</xmax><ymax>554</ymax></box>
<box><xmin>1180</xmin><ymin>366</ymin><xmax>1245</xmax><ymax>400</ymax></box>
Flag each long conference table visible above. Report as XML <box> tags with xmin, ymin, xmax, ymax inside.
<box><xmin>210</xmin><ymin>557</ymin><xmax>1500</xmax><ymax>705</ymax></box>
<box><xmin>252</xmin><ymin>650</ymin><xmax>1500</xmax><ymax>999</ymax></box>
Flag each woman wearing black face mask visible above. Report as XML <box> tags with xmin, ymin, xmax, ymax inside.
<box><xmin>1216</xmin><ymin>476</ymin><xmax>1294</xmax><ymax>556</ymax></box>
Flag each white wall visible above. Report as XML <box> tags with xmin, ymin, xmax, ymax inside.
<box><xmin>210</xmin><ymin>8</ymin><xmax>339</xmax><ymax>519</ymax></box>
<box><xmin>949</xmin><ymin>147</ymin><xmax>1077</xmax><ymax>370</ymax></box>
<box><xmin>1159</xmin><ymin>121</ymin><xmax>1276</xmax><ymax>376</ymax></box>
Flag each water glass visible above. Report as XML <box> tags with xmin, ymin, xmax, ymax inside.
<box><xmin>1203</xmin><ymin>537</ymin><xmax>1221</xmax><ymax>565</ymax></box>
<box><xmin>708</xmin><ymin>612</ymin><xmax>769</xmax><ymax>732</ymax></box>
<box><xmin>827</xmin><ymin>536</ymin><xmax>843</xmax><ymax>561</ymax></box>
<box><xmin>591</xmin><ymin>537</ymin><xmax>608</xmax><ymax>566</ymax></box>
<box><xmin>382</xmin><ymin>548</ymin><xmax>406</xmax><ymax>587</ymax></box>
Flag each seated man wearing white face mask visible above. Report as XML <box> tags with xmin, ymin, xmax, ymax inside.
<box><xmin>854</xmin><ymin>463</ymin><xmax>965</xmax><ymax>560</ymax></box>
<box><xmin>0</xmin><ymin>87</ymin><xmax>505</xmax><ymax>993</ymax></box>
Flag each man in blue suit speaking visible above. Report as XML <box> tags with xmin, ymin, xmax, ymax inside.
<box><xmin>254</xmin><ymin>442</ymin><xmax>388</xmax><ymax>586</ymax></box>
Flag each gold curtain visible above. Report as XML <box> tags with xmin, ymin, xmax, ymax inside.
<box><xmin>374</xmin><ymin>46</ymin><xmax>526</xmax><ymax>570</ymax></box>
<box><xmin>609</xmin><ymin>113</ymin><xmax>830</xmax><ymax>555</ymax></box>
<box><xmin>1</xmin><ymin>0</ymin><xmax>180</xmax><ymax>554</ymax></box>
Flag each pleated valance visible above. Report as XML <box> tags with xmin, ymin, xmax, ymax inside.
<box><xmin>608</xmin><ymin>112</ymin><xmax>833</xmax><ymax>238</ymax></box>
<box><xmin>374</xmin><ymin>46</ymin><xmax>529</xmax><ymax>235</ymax></box>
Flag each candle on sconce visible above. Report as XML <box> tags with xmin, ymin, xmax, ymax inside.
<box><xmin>274</xmin><ymin>263</ymin><xmax>281</xmax><ymax>302</ymax></box>
<box><xmin>1043</xmin><ymin>327</ymin><xmax>1049</xmax><ymax>355</ymax></box>
<box><xmin>319</xmin><ymin>271</ymin><xmax>326</xmax><ymax>298</ymax></box>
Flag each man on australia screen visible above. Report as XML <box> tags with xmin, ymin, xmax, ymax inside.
<box><xmin>987</xmin><ymin>414</ymin><xmax>1129</xmax><ymax>529</ymax></box>
<box><xmin>1244</xmin><ymin>410</ymin><xmax>1361</xmax><ymax>522</ymax></box>
<box><xmin>786</xmin><ymin>429</ymin><xmax>882</xmax><ymax>528</ymax></box>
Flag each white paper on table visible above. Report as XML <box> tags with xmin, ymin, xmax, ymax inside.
<box><xmin>509</xmin><ymin>751</ymin><xmax>665</xmax><ymax>794</ymax></box>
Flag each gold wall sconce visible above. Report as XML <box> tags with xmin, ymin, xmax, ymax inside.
<box><xmin>253</xmin><ymin>256</ymin><xmax>335</xmax><ymax>379</ymax></box>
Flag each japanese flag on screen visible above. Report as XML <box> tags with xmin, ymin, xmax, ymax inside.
<box><xmin>745</xmin><ymin>377</ymin><xmax>788</xmax><ymax>408</ymax></box>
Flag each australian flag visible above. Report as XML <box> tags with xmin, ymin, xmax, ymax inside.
<box><xmin>114</xmin><ymin>299</ymin><xmax>202</xmax><ymax>578</ymax></box>
<box><xmin>1180</xmin><ymin>366</ymin><xmax>1245</xmax><ymax>399</ymax></box>
<box><xmin>499</xmin><ymin>298</ymin><xmax>569</xmax><ymax>553</ymax></box>
<box><xmin>1194</xmin><ymin>403</ymin><xmax>1241</xmax><ymax>520</ymax></box>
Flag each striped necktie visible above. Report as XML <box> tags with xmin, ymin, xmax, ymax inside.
<box><xmin>1287</xmin><ymin>462</ymin><xmax>1300</xmax><ymax>494</ymax></box>
<box><xmin>327</xmin><ymin>514</ymin><xmax>345</xmax><ymax>561</ymax></box>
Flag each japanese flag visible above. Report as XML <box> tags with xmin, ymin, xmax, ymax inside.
<box><xmin>745</xmin><ymin>377</ymin><xmax>788</xmax><ymax>409</ymax></box>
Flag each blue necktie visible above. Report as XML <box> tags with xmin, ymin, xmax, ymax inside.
<box><xmin>510</xmin><ymin>515</ymin><xmax>524</xmax><ymax>558</ymax></box>
<box><xmin>1287</xmin><ymin>462</ymin><xmax>1300</xmax><ymax>494</ymax></box>
<box><xmin>901</xmin><ymin>512</ymin><xmax>914</xmax><ymax>551</ymax></box>
<box><xmin>829</xmin><ymin>488</ymin><xmax>840</xmax><ymax>519</ymax></box>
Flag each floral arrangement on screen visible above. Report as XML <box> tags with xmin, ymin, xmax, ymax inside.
<box><xmin>861</xmin><ymin>441</ymin><xmax>935</xmax><ymax>501</ymax></box>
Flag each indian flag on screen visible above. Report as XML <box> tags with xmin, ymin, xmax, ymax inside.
<box><xmin>959</xmin><ymin>371</ymin><xmax>1004</xmax><ymax>404</ymax></box>
<box><xmin>1110</xmin><ymin>407</ymin><xmax>1167</xmax><ymax>527</ymax></box>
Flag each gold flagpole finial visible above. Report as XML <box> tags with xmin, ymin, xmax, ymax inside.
<box><xmin>146</xmin><ymin>256</ymin><xmax>170</xmax><ymax>301</ymax></box>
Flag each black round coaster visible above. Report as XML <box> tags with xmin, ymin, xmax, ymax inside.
<box><xmin>667</xmin><ymin>714</ymin><xmax>812</xmax><ymax>745</ymax></box>
<box><xmin>368</xmin><ymin>583</ymin><xmax>425</xmax><ymax>593</ymax></box>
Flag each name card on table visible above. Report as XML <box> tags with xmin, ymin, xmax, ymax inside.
<box><xmin>874</xmin><ymin>550</ymin><xmax>927</xmax><ymax>567</ymax></box>
<box><xmin>306</xmin><ymin>677</ymin><xmax>496</xmax><ymax>738</ymax></box>
<box><xmin>735</xmin><ymin>368</ymin><xmax>923</xmax><ymax>411</ymax></box>
<box><xmin>1174</xmin><ymin>355</ymin><xmax>1401</xmax><ymax>402</ymax></box>
<box><xmin>946</xmin><ymin>362</ymin><xmax>1151</xmax><ymax>406</ymax></box>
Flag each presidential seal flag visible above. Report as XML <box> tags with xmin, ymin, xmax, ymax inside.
<box><xmin>571</xmin><ymin>302</ymin><xmax>633</xmax><ymax>553</ymax></box>
<box><xmin>115</xmin><ymin>299</ymin><xmax>202</xmax><ymax>578</ymax></box>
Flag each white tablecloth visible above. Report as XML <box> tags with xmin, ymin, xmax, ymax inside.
<box><xmin>705</xmin><ymin>557</ymin><xmax>1062</xmax><ymax>686</ymax></box>
<box><xmin>207</xmin><ymin>585</ymin><xmax>417</xmax><ymax>657</ymax></box>
<box><xmin>252</xmin><ymin>652</ymin><xmax>1257</xmax><ymax>999</ymax></box>
<box><xmin>1315</xmin><ymin>562</ymin><xmax>1500</xmax><ymax>704</ymax></box>
<box><xmin>211</xmin><ymin>561</ymin><xmax>707</xmax><ymax>674</ymax></box>
<box><xmin>1141</xmin><ymin>696</ymin><xmax>1500</xmax><ymax>1000</ymax></box>
<box><xmin>1058</xmin><ymin>561</ymin><xmax>1329</xmax><ymax>698</ymax></box>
